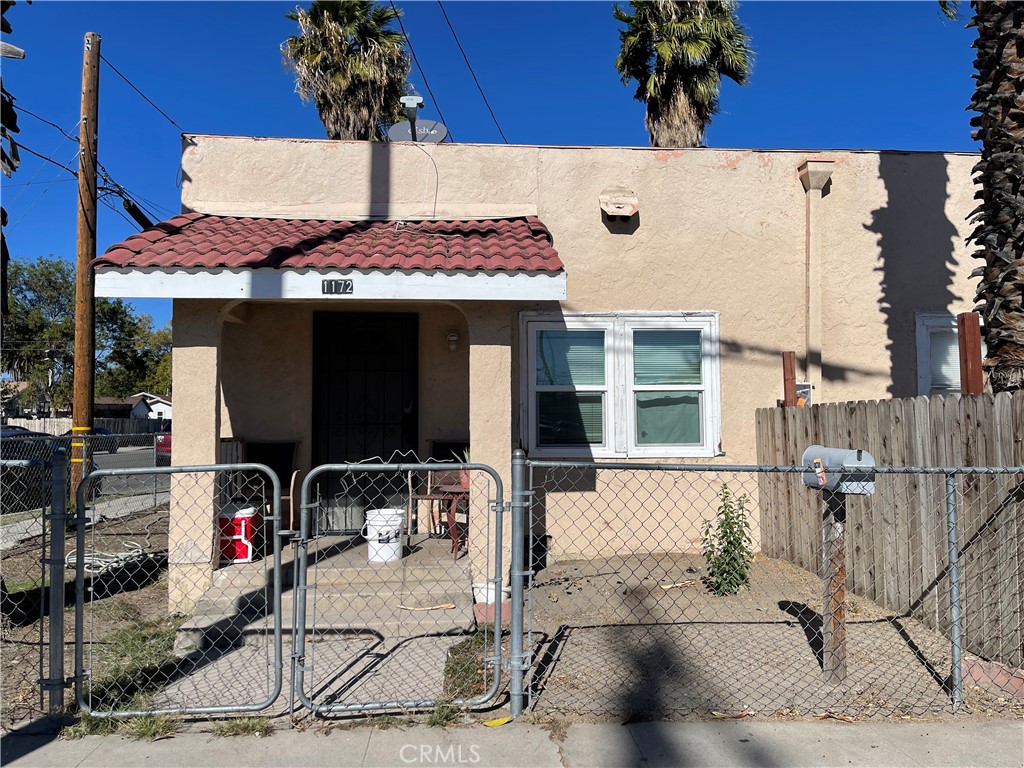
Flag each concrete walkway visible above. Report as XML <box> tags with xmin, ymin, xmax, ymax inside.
<box><xmin>3</xmin><ymin>719</ymin><xmax>1021</xmax><ymax>768</ymax></box>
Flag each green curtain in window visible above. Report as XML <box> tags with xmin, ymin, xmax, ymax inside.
<box><xmin>633</xmin><ymin>330</ymin><xmax>702</xmax><ymax>385</ymax></box>
<box><xmin>536</xmin><ymin>330</ymin><xmax>605</xmax><ymax>386</ymax></box>
<box><xmin>636</xmin><ymin>392</ymin><xmax>700</xmax><ymax>445</ymax></box>
<box><xmin>538</xmin><ymin>392</ymin><xmax>603</xmax><ymax>445</ymax></box>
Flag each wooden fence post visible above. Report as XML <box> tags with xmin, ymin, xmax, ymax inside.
<box><xmin>957</xmin><ymin>312</ymin><xmax>984</xmax><ymax>396</ymax></box>
<box><xmin>822</xmin><ymin>491</ymin><xmax>848</xmax><ymax>684</ymax></box>
<box><xmin>782</xmin><ymin>351</ymin><xmax>798</xmax><ymax>407</ymax></box>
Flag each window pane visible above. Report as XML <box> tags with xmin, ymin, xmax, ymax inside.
<box><xmin>635</xmin><ymin>392</ymin><xmax>701</xmax><ymax>445</ymax></box>
<box><xmin>538</xmin><ymin>392</ymin><xmax>603</xmax><ymax>446</ymax></box>
<box><xmin>930</xmin><ymin>329</ymin><xmax>960</xmax><ymax>392</ymax></box>
<box><xmin>633</xmin><ymin>330</ymin><xmax>702</xmax><ymax>385</ymax></box>
<box><xmin>536</xmin><ymin>330</ymin><xmax>605</xmax><ymax>386</ymax></box>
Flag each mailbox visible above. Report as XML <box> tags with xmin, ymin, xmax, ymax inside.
<box><xmin>800</xmin><ymin>445</ymin><xmax>876</xmax><ymax>496</ymax></box>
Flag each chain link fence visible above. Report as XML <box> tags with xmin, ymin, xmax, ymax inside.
<box><xmin>293</xmin><ymin>462</ymin><xmax>505</xmax><ymax>716</ymax></box>
<box><xmin>0</xmin><ymin>453</ymin><xmax>55</xmax><ymax>728</ymax></box>
<box><xmin>524</xmin><ymin>462</ymin><xmax>1024</xmax><ymax>721</ymax></box>
<box><xmin>1</xmin><ymin>433</ymin><xmax>165</xmax><ymax>730</ymax></box>
<box><xmin>73</xmin><ymin>463</ymin><xmax>282</xmax><ymax>718</ymax></box>
<box><xmin>6</xmin><ymin>437</ymin><xmax>1022</xmax><ymax>729</ymax></box>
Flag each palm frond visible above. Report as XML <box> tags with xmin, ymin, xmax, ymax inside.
<box><xmin>282</xmin><ymin>0</ymin><xmax>410</xmax><ymax>140</ymax></box>
<box><xmin>614</xmin><ymin>0</ymin><xmax>753</xmax><ymax>147</ymax></box>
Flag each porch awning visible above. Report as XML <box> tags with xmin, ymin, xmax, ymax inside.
<box><xmin>95</xmin><ymin>214</ymin><xmax>566</xmax><ymax>301</ymax></box>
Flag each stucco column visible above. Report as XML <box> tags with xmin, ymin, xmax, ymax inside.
<box><xmin>798</xmin><ymin>159</ymin><xmax>835</xmax><ymax>400</ymax></box>
<box><xmin>462</xmin><ymin>303</ymin><xmax>514</xmax><ymax>587</ymax></box>
<box><xmin>168</xmin><ymin>299</ymin><xmax>224</xmax><ymax>613</ymax></box>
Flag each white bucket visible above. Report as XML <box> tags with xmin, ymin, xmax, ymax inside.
<box><xmin>363</xmin><ymin>508</ymin><xmax>406</xmax><ymax>563</ymax></box>
<box><xmin>472</xmin><ymin>583</ymin><xmax>511</xmax><ymax>604</ymax></box>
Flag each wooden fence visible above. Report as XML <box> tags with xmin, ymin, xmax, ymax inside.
<box><xmin>755</xmin><ymin>394</ymin><xmax>1023</xmax><ymax>669</ymax></box>
<box><xmin>4</xmin><ymin>417</ymin><xmax>166</xmax><ymax>435</ymax></box>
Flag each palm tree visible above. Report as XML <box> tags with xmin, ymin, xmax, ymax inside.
<box><xmin>965</xmin><ymin>0</ymin><xmax>1024</xmax><ymax>392</ymax></box>
<box><xmin>283</xmin><ymin>1</ymin><xmax>410</xmax><ymax>141</ymax></box>
<box><xmin>614</xmin><ymin>0</ymin><xmax>752</xmax><ymax>148</ymax></box>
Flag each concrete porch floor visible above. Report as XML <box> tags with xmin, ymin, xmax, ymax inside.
<box><xmin>164</xmin><ymin>534</ymin><xmax>488</xmax><ymax>712</ymax></box>
<box><xmin>176</xmin><ymin>533</ymin><xmax>478</xmax><ymax>652</ymax></box>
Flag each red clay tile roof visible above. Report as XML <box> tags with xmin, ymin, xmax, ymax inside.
<box><xmin>96</xmin><ymin>214</ymin><xmax>563</xmax><ymax>273</ymax></box>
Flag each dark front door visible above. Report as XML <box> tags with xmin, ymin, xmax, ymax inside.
<box><xmin>312</xmin><ymin>313</ymin><xmax>418</xmax><ymax>529</ymax></box>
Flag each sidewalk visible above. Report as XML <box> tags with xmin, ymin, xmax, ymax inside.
<box><xmin>3</xmin><ymin>719</ymin><xmax>1021</xmax><ymax>768</ymax></box>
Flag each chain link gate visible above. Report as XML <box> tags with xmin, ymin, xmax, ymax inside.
<box><xmin>293</xmin><ymin>462</ymin><xmax>506</xmax><ymax>715</ymax></box>
<box><xmin>72</xmin><ymin>463</ymin><xmax>283</xmax><ymax>718</ymax></box>
<box><xmin>521</xmin><ymin>460</ymin><xmax>1024</xmax><ymax>720</ymax></box>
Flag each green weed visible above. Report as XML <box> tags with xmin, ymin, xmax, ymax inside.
<box><xmin>427</xmin><ymin>701</ymin><xmax>461</xmax><ymax>728</ymax></box>
<box><xmin>701</xmin><ymin>484</ymin><xmax>754</xmax><ymax>596</ymax></box>
<box><xmin>211</xmin><ymin>717</ymin><xmax>274</xmax><ymax>738</ymax></box>
<box><xmin>86</xmin><ymin>617</ymin><xmax>182</xmax><ymax>711</ymax></box>
<box><xmin>121</xmin><ymin>714</ymin><xmax>179</xmax><ymax>741</ymax></box>
<box><xmin>443</xmin><ymin>629</ymin><xmax>491</xmax><ymax>700</ymax></box>
<box><xmin>62</xmin><ymin>712</ymin><xmax>118</xmax><ymax>739</ymax></box>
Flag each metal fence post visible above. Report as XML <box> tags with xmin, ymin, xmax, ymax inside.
<box><xmin>46</xmin><ymin>449</ymin><xmax>69</xmax><ymax>715</ymax></box>
<box><xmin>509</xmin><ymin>449</ymin><xmax>528</xmax><ymax>717</ymax></box>
<box><xmin>944</xmin><ymin>472</ymin><xmax>964</xmax><ymax>711</ymax></box>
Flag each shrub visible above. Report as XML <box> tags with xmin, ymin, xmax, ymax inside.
<box><xmin>701</xmin><ymin>485</ymin><xmax>753</xmax><ymax>596</ymax></box>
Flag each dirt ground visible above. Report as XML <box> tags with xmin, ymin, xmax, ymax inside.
<box><xmin>5</xmin><ymin>520</ymin><xmax>1021</xmax><ymax>730</ymax></box>
<box><xmin>1</xmin><ymin>507</ymin><xmax>171</xmax><ymax>729</ymax></box>
<box><xmin>526</xmin><ymin>553</ymin><xmax>1024</xmax><ymax>721</ymax></box>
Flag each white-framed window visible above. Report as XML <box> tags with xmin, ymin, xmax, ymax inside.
<box><xmin>915</xmin><ymin>313</ymin><xmax>985</xmax><ymax>396</ymax></box>
<box><xmin>521</xmin><ymin>312</ymin><xmax>722</xmax><ymax>458</ymax></box>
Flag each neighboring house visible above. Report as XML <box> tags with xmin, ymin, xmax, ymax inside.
<box><xmin>94</xmin><ymin>137</ymin><xmax>979</xmax><ymax>610</ymax></box>
<box><xmin>93</xmin><ymin>396</ymin><xmax>134</xmax><ymax>419</ymax></box>
<box><xmin>132</xmin><ymin>392</ymin><xmax>173</xmax><ymax>421</ymax></box>
<box><xmin>129</xmin><ymin>395</ymin><xmax>151</xmax><ymax>420</ymax></box>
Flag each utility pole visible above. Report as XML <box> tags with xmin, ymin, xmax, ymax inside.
<box><xmin>72</xmin><ymin>32</ymin><xmax>100</xmax><ymax>491</ymax></box>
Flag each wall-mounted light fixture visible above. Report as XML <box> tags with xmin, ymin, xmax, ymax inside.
<box><xmin>446</xmin><ymin>331</ymin><xmax>460</xmax><ymax>352</ymax></box>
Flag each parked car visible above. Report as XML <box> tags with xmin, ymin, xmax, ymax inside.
<box><xmin>55</xmin><ymin>427</ymin><xmax>119</xmax><ymax>454</ymax></box>
<box><xmin>0</xmin><ymin>427</ymin><xmax>53</xmax><ymax>461</ymax></box>
<box><xmin>155</xmin><ymin>431</ymin><xmax>171</xmax><ymax>465</ymax></box>
<box><xmin>0</xmin><ymin>428</ymin><xmax>54</xmax><ymax>515</ymax></box>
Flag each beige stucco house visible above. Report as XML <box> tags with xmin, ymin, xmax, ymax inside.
<box><xmin>95</xmin><ymin>136</ymin><xmax>978</xmax><ymax>609</ymax></box>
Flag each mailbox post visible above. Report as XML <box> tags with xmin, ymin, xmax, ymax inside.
<box><xmin>801</xmin><ymin>446</ymin><xmax>876</xmax><ymax>685</ymax></box>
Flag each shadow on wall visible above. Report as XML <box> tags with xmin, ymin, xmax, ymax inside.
<box><xmin>866</xmin><ymin>153</ymin><xmax>959</xmax><ymax>398</ymax></box>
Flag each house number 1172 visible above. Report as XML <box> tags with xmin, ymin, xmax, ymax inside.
<box><xmin>322</xmin><ymin>279</ymin><xmax>354</xmax><ymax>295</ymax></box>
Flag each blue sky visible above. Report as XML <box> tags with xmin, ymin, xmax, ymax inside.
<box><xmin>2</xmin><ymin>1</ymin><xmax>976</xmax><ymax>329</ymax></box>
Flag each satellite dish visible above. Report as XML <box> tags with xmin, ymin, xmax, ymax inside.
<box><xmin>387</xmin><ymin>119</ymin><xmax>448</xmax><ymax>143</ymax></box>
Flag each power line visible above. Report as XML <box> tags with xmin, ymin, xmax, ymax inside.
<box><xmin>15</xmin><ymin>142</ymin><xmax>78</xmax><ymax>178</ymax></box>
<box><xmin>99</xmin><ymin>53</ymin><xmax>184</xmax><ymax>132</ymax></box>
<box><xmin>7</xmin><ymin>134</ymin><xmax>80</xmax><ymax>229</ymax></box>
<box><xmin>389</xmin><ymin>0</ymin><xmax>454</xmax><ymax>142</ymax></box>
<box><xmin>17</xmin><ymin>108</ymin><xmax>171</xmax><ymax>220</ymax></box>
<box><xmin>2</xmin><ymin>177</ymin><xmax>77</xmax><ymax>188</ymax></box>
<box><xmin>435</xmin><ymin>1</ymin><xmax>508</xmax><ymax>144</ymax></box>
<box><xmin>17</xmin><ymin>106</ymin><xmax>80</xmax><ymax>141</ymax></box>
<box><xmin>99</xmin><ymin>193</ymin><xmax>143</xmax><ymax>231</ymax></box>
<box><xmin>126</xmin><ymin>189</ymin><xmax>175</xmax><ymax>219</ymax></box>
<box><xmin>97</xmin><ymin>165</ymin><xmax>171</xmax><ymax>223</ymax></box>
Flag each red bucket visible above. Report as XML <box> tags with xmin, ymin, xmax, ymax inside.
<box><xmin>218</xmin><ymin>504</ymin><xmax>261</xmax><ymax>565</ymax></box>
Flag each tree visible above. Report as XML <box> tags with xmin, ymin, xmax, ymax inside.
<box><xmin>1</xmin><ymin>256</ymin><xmax>170</xmax><ymax>414</ymax></box>
<box><xmin>96</xmin><ymin>322</ymin><xmax>171</xmax><ymax>398</ymax></box>
<box><xmin>283</xmin><ymin>1</ymin><xmax>410</xmax><ymax>141</ymax></box>
<box><xmin>614</xmin><ymin>0</ymin><xmax>753</xmax><ymax>148</ymax></box>
<box><xmin>965</xmin><ymin>0</ymin><xmax>1024</xmax><ymax>392</ymax></box>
